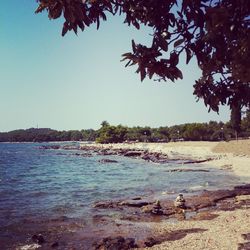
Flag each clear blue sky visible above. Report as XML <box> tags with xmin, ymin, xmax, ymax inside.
<box><xmin>0</xmin><ymin>1</ymin><xmax>230</xmax><ymax>132</ymax></box>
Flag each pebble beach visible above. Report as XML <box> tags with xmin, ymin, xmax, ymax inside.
<box><xmin>81</xmin><ymin>140</ymin><xmax>250</xmax><ymax>250</ymax></box>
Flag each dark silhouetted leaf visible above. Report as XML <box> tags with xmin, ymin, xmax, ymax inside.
<box><xmin>62</xmin><ymin>22</ymin><xmax>68</xmax><ymax>36</ymax></box>
<box><xmin>159</xmin><ymin>37</ymin><xmax>168</xmax><ymax>51</ymax></box>
<box><xmin>174</xmin><ymin>38</ymin><xmax>184</xmax><ymax>48</ymax></box>
<box><xmin>132</xmin><ymin>40</ymin><xmax>136</xmax><ymax>53</ymax></box>
<box><xmin>140</xmin><ymin>68</ymin><xmax>146</xmax><ymax>81</ymax></box>
<box><xmin>185</xmin><ymin>48</ymin><xmax>192</xmax><ymax>64</ymax></box>
<box><xmin>170</xmin><ymin>52</ymin><xmax>179</xmax><ymax>66</ymax></box>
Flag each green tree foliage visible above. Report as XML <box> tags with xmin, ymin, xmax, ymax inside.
<box><xmin>81</xmin><ymin>129</ymin><xmax>98</xmax><ymax>141</ymax></box>
<box><xmin>100</xmin><ymin>120</ymin><xmax>110</xmax><ymax>128</ymax></box>
<box><xmin>35</xmin><ymin>0</ymin><xmax>250</xmax><ymax>114</ymax></box>
<box><xmin>1</xmin><ymin>119</ymin><xmax>249</xmax><ymax>143</ymax></box>
<box><xmin>96</xmin><ymin>123</ymin><xmax>128</xmax><ymax>143</ymax></box>
<box><xmin>150</xmin><ymin>127</ymin><xmax>170</xmax><ymax>142</ymax></box>
<box><xmin>0</xmin><ymin>128</ymin><xmax>88</xmax><ymax>142</ymax></box>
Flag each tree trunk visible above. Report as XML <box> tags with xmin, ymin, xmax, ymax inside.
<box><xmin>230</xmin><ymin>102</ymin><xmax>241</xmax><ymax>140</ymax></box>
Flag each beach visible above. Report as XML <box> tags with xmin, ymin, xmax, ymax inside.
<box><xmin>1</xmin><ymin>141</ymin><xmax>249</xmax><ymax>249</ymax></box>
<box><xmin>81</xmin><ymin>140</ymin><xmax>250</xmax><ymax>249</ymax></box>
<box><xmin>87</xmin><ymin>140</ymin><xmax>250</xmax><ymax>180</ymax></box>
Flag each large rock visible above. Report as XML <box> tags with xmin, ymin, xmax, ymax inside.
<box><xmin>119</xmin><ymin>199</ymin><xmax>153</xmax><ymax>207</ymax></box>
<box><xmin>32</xmin><ymin>234</ymin><xmax>45</xmax><ymax>245</ymax></box>
<box><xmin>93</xmin><ymin>201</ymin><xmax>119</xmax><ymax>209</ymax></box>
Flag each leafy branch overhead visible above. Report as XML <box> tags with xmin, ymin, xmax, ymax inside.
<box><xmin>35</xmin><ymin>0</ymin><xmax>250</xmax><ymax>112</ymax></box>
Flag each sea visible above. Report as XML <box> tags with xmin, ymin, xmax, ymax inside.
<box><xmin>0</xmin><ymin>142</ymin><xmax>243</xmax><ymax>249</ymax></box>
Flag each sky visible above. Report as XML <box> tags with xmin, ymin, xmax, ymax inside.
<box><xmin>0</xmin><ymin>1</ymin><xmax>230</xmax><ymax>132</ymax></box>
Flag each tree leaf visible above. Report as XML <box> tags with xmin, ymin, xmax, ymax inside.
<box><xmin>121</xmin><ymin>52</ymin><xmax>132</xmax><ymax>57</ymax></box>
<box><xmin>175</xmin><ymin>67</ymin><xmax>183</xmax><ymax>79</ymax></box>
<box><xmin>159</xmin><ymin>37</ymin><xmax>168</xmax><ymax>51</ymax></box>
<box><xmin>125</xmin><ymin>60</ymin><xmax>131</xmax><ymax>67</ymax></box>
<box><xmin>140</xmin><ymin>68</ymin><xmax>146</xmax><ymax>81</ymax></box>
<box><xmin>185</xmin><ymin>48</ymin><xmax>192</xmax><ymax>64</ymax></box>
<box><xmin>96</xmin><ymin>18</ymin><xmax>100</xmax><ymax>29</ymax></box>
<box><xmin>132</xmin><ymin>40</ymin><xmax>136</xmax><ymax>53</ymax></box>
<box><xmin>62</xmin><ymin>22</ymin><xmax>68</xmax><ymax>36</ymax></box>
<box><xmin>133</xmin><ymin>20</ymin><xmax>140</xmax><ymax>30</ymax></box>
<box><xmin>170</xmin><ymin>52</ymin><xmax>179</xmax><ymax>66</ymax></box>
<box><xmin>73</xmin><ymin>24</ymin><xmax>78</xmax><ymax>35</ymax></box>
<box><xmin>174</xmin><ymin>38</ymin><xmax>184</xmax><ymax>48</ymax></box>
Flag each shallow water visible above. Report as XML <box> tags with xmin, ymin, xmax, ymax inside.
<box><xmin>0</xmin><ymin>142</ymin><xmax>242</xmax><ymax>249</ymax></box>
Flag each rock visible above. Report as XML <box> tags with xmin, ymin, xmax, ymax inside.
<box><xmin>93</xmin><ymin>236</ymin><xmax>137</xmax><ymax>249</ymax></box>
<box><xmin>141</xmin><ymin>152</ymin><xmax>151</xmax><ymax>161</ymax></box>
<box><xmin>183</xmin><ymin>158</ymin><xmax>212</xmax><ymax>164</ymax></box>
<box><xmin>144</xmin><ymin>237</ymin><xmax>160</xmax><ymax>247</ymax></box>
<box><xmin>119</xmin><ymin>199</ymin><xmax>151</xmax><ymax>207</ymax></box>
<box><xmin>99</xmin><ymin>149</ymin><xmax>116</xmax><ymax>156</ymax></box>
<box><xmin>141</xmin><ymin>152</ymin><xmax>168</xmax><ymax>163</ymax></box>
<box><xmin>174</xmin><ymin>194</ymin><xmax>186</xmax><ymax>209</ymax></box>
<box><xmin>151</xmin><ymin>200</ymin><xmax>163</xmax><ymax>215</ymax></box>
<box><xmin>238</xmin><ymin>242</ymin><xmax>250</xmax><ymax>250</ymax></box>
<box><xmin>93</xmin><ymin>201</ymin><xmax>118</xmax><ymax>208</ymax></box>
<box><xmin>242</xmin><ymin>233</ymin><xmax>250</xmax><ymax>241</ymax></box>
<box><xmin>166</xmin><ymin>169</ymin><xmax>210</xmax><ymax>172</ymax></box>
<box><xmin>74</xmin><ymin>152</ymin><xmax>92</xmax><ymax>157</ymax></box>
<box><xmin>81</xmin><ymin>153</ymin><xmax>93</xmax><ymax>157</ymax></box>
<box><xmin>39</xmin><ymin>145</ymin><xmax>60</xmax><ymax>150</ymax></box>
<box><xmin>51</xmin><ymin>242</ymin><xmax>59</xmax><ymax>248</ymax></box>
<box><xmin>124</xmin><ymin>151</ymin><xmax>142</xmax><ymax>157</ymax></box>
<box><xmin>131</xmin><ymin>197</ymin><xmax>142</xmax><ymax>200</ymax></box>
<box><xmin>185</xmin><ymin>187</ymin><xmax>250</xmax><ymax>210</ymax></box>
<box><xmin>61</xmin><ymin>145</ymin><xmax>79</xmax><ymax>150</ymax></box>
<box><xmin>32</xmin><ymin>234</ymin><xmax>45</xmax><ymax>245</ymax></box>
<box><xmin>141</xmin><ymin>205</ymin><xmax>153</xmax><ymax>213</ymax></box>
<box><xmin>98</xmin><ymin>159</ymin><xmax>118</xmax><ymax>163</ymax></box>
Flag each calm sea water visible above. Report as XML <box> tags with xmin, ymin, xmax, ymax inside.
<box><xmin>0</xmin><ymin>142</ymin><xmax>242</xmax><ymax>249</ymax></box>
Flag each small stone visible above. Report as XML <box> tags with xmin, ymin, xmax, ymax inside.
<box><xmin>51</xmin><ymin>242</ymin><xmax>59</xmax><ymax>248</ymax></box>
<box><xmin>32</xmin><ymin>234</ymin><xmax>45</xmax><ymax>245</ymax></box>
<box><xmin>174</xmin><ymin>194</ymin><xmax>186</xmax><ymax>209</ymax></box>
<box><xmin>151</xmin><ymin>200</ymin><xmax>163</xmax><ymax>215</ymax></box>
<box><xmin>144</xmin><ymin>237</ymin><xmax>159</xmax><ymax>247</ymax></box>
<box><xmin>98</xmin><ymin>158</ymin><xmax>118</xmax><ymax>163</ymax></box>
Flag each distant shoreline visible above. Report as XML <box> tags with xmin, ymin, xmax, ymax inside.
<box><xmin>80</xmin><ymin>140</ymin><xmax>250</xmax><ymax>181</ymax></box>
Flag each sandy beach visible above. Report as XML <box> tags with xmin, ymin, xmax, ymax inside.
<box><xmin>81</xmin><ymin>140</ymin><xmax>250</xmax><ymax>249</ymax></box>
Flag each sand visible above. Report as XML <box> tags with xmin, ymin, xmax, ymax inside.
<box><xmin>82</xmin><ymin>140</ymin><xmax>250</xmax><ymax>249</ymax></box>
<box><xmin>144</xmin><ymin>207</ymin><xmax>250</xmax><ymax>250</ymax></box>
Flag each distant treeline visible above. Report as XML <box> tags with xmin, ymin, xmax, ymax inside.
<box><xmin>0</xmin><ymin>114</ymin><xmax>249</xmax><ymax>143</ymax></box>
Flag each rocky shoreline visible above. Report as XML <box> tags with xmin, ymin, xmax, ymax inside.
<box><xmin>90</xmin><ymin>184</ymin><xmax>250</xmax><ymax>249</ymax></box>
<box><xmin>40</xmin><ymin>143</ymin><xmax>214</xmax><ymax>165</ymax></box>
<box><xmin>79</xmin><ymin>144</ymin><xmax>215</xmax><ymax>164</ymax></box>
<box><xmin>18</xmin><ymin>183</ymin><xmax>250</xmax><ymax>249</ymax></box>
<box><xmin>36</xmin><ymin>143</ymin><xmax>250</xmax><ymax>249</ymax></box>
